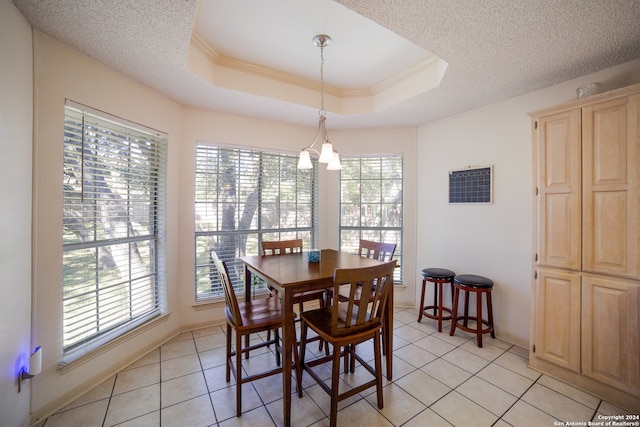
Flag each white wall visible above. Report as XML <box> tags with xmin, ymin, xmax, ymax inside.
<box><xmin>29</xmin><ymin>32</ymin><xmax>183</xmax><ymax>422</ymax></box>
<box><xmin>0</xmin><ymin>1</ymin><xmax>34</xmax><ymax>426</ymax></box>
<box><xmin>417</xmin><ymin>59</ymin><xmax>640</xmax><ymax>347</ymax></box>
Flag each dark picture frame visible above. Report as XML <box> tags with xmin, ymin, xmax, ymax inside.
<box><xmin>449</xmin><ymin>166</ymin><xmax>493</xmax><ymax>204</ymax></box>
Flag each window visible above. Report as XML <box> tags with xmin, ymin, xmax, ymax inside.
<box><xmin>339</xmin><ymin>156</ymin><xmax>403</xmax><ymax>282</ymax></box>
<box><xmin>195</xmin><ymin>144</ymin><xmax>317</xmax><ymax>300</ymax></box>
<box><xmin>62</xmin><ymin>101</ymin><xmax>167</xmax><ymax>359</ymax></box>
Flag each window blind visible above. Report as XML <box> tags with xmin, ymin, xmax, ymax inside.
<box><xmin>194</xmin><ymin>144</ymin><xmax>317</xmax><ymax>300</ymax></box>
<box><xmin>339</xmin><ymin>156</ymin><xmax>403</xmax><ymax>282</ymax></box>
<box><xmin>62</xmin><ymin>101</ymin><xmax>167</xmax><ymax>359</ymax></box>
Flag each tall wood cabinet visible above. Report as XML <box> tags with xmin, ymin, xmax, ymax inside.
<box><xmin>530</xmin><ymin>83</ymin><xmax>640</xmax><ymax>411</ymax></box>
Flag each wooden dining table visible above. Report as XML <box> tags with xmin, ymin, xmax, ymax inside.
<box><xmin>239</xmin><ymin>249</ymin><xmax>394</xmax><ymax>427</ymax></box>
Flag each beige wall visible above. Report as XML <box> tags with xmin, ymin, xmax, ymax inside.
<box><xmin>8</xmin><ymin>2</ymin><xmax>640</xmax><ymax>422</ymax></box>
<box><xmin>0</xmin><ymin>1</ymin><xmax>33</xmax><ymax>426</ymax></box>
<box><xmin>417</xmin><ymin>59</ymin><xmax>640</xmax><ymax>347</ymax></box>
<box><xmin>30</xmin><ymin>32</ymin><xmax>183</xmax><ymax>422</ymax></box>
<box><xmin>26</xmin><ymin>29</ymin><xmax>419</xmax><ymax>421</ymax></box>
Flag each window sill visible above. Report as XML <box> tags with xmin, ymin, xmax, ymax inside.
<box><xmin>57</xmin><ymin>312</ymin><xmax>173</xmax><ymax>375</ymax></box>
<box><xmin>193</xmin><ymin>299</ymin><xmax>225</xmax><ymax>311</ymax></box>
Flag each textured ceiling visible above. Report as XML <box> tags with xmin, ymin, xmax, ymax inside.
<box><xmin>190</xmin><ymin>0</ymin><xmax>449</xmax><ymax>115</ymax></box>
<box><xmin>12</xmin><ymin>0</ymin><xmax>640</xmax><ymax>129</ymax></box>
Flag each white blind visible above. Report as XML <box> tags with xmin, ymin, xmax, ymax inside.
<box><xmin>62</xmin><ymin>101</ymin><xmax>167</xmax><ymax>358</ymax></box>
<box><xmin>194</xmin><ymin>144</ymin><xmax>318</xmax><ymax>300</ymax></box>
<box><xmin>339</xmin><ymin>156</ymin><xmax>403</xmax><ymax>282</ymax></box>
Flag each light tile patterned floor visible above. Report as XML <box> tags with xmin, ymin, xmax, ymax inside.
<box><xmin>36</xmin><ymin>307</ymin><xmax>635</xmax><ymax>427</ymax></box>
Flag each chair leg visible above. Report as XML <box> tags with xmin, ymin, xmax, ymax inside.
<box><xmin>226</xmin><ymin>323</ymin><xmax>232</xmax><ymax>382</ymax></box>
<box><xmin>463</xmin><ymin>289</ymin><xmax>470</xmax><ymax>328</ymax></box>
<box><xmin>274</xmin><ymin>327</ymin><xmax>281</xmax><ymax>366</ymax></box>
<box><xmin>343</xmin><ymin>342</ymin><xmax>358</xmax><ymax>374</ymax></box>
<box><xmin>316</xmin><ymin>295</ymin><xmax>328</xmax><ymax>354</ymax></box>
<box><xmin>297</xmin><ymin>321</ymin><xmax>308</xmax><ymax>398</ymax></box>
<box><xmin>292</xmin><ymin>326</ymin><xmax>302</xmax><ymax>398</ymax></box>
<box><xmin>350</xmin><ymin>343</ymin><xmax>356</xmax><ymax>373</ymax></box>
<box><xmin>343</xmin><ymin>344</ymin><xmax>350</xmax><ymax>374</ymax></box>
<box><xmin>418</xmin><ymin>278</ymin><xmax>426</xmax><ymax>322</ymax></box>
<box><xmin>245</xmin><ymin>334</ymin><xmax>250</xmax><ymax>359</ymax></box>
<box><xmin>450</xmin><ymin>286</ymin><xmax>460</xmax><ymax>336</ymax></box>
<box><xmin>266</xmin><ymin>288</ymin><xmax>277</xmax><ymax>346</ymax></box>
<box><xmin>432</xmin><ymin>282</ymin><xmax>438</xmax><ymax>317</ymax></box>
<box><xmin>348</xmin><ymin>313</ymin><xmax>381</xmax><ymax>373</ymax></box>
<box><xmin>487</xmin><ymin>291</ymin><xmax>496</xmax><ymax>338</ymax></box>
<box><xmin>330</xmin><ymin>344</ymin><xmax>342</xmax><ymax>427</ymax></box>
<box><xmin>449</xmin><ymin>281</ymin><xmax>455</xmax><ymax>305</ymax></box>
<box><xmin>374</xmin><ymin>330</ymin><xmax>384</xmax><ymax>409</ymax></box>
<box><xmin>437</xmin><ymin>282</ymin><xmax>444</xmax><ymax>332</ymax></box>
<box><xmin>476</xmin><ymin>289</ymin><xmax>483</xmax><ymax>347</ymax></box>
<box><xmin>235</xmin><ymin>332</ymin><xmax>243</xmax><ymax>417</ymax></box>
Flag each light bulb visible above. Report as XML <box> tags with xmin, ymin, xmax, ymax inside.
<box><xmin>327</xmin><ymin>151</ymin><xmax>342</xmax><ymax>170</ymax></box>
<box><xmin>297</xmin><ymin>150</ymin><xmax>313</xmax><ymax>169</ymax></box>
<box><xmin>318</xmin><ymin>142</ymin><xmax>334</xmax><ymax>163</ymax></box>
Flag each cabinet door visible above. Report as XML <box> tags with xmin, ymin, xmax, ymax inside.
<box><xmin>536</xmin><ymin>110</ymin><xmax>582</xmax><ymax>270</ymax></box>
<box><xmin>582</xmin><ymin>275</ymin><xmax>640</xmax><ymax>395</ymax></box>
<box><xmin>582</xmin><ymin>94</ymin><xmax>639</xmax><ymax>278</ymax></box>
<box><xmin>533</xmin><ymin>268</ymin><xmax>581</xmax><ymax>372</ymax></box>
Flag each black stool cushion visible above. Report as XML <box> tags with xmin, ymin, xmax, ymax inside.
<box><xmin>454</xmin><ymin>274</ymin><xmax>493</xmax><ymax>288</ymax></box>
<box><xmin>422</xmin><ymin>268</ymin><xmax>456</xmax><ymax>279</ymax></box>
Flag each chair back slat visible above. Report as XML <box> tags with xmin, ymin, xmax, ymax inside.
<box><xmin>211</xmin><ymin>250</ymin><xmax>243</xmax><ymax>326</ymax></box>
<box><xmin>358</xmin><ymin>239</ymin><xmax>397</xmax><ymax>262</ymax></box>
<box><xmin>331</xmin><ymin>261</ymin><xmax>396</xmax><ymax>335</ymax></box>
<box><xmin>261</xmin><ymin>239</ymin><xmax>303</xmax><ymax>256</ymax></box>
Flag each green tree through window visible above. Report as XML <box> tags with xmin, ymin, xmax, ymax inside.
<box><xmin>194</xmin><ymin>145</ymin><xmax>317</xmax><ymax>300</ymax></box>
<box><xmin>62</xmin><ymin>101</ymin><xmax>167</xmax><ymax>358</ymax></box>
<box><xmin>339</xmin><ymin>156</ymin><xmax>403</xmax><ymax>283</ymax></box>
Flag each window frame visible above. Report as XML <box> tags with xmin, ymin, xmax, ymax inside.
<box><xmin>61</xmin><ymin>100</ymin><xmax>167</xmax><ymax>362</ymax></box>
<box><xmin>338</xmin><ymin>155</ymin><xmax>403</xmax><ymax>283</ymax></box>
<box><xmin>194</xmin><ymin>143</ymin><xmax>318</xmax><ymax>301</ymax></box>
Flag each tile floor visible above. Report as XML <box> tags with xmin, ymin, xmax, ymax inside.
<box><xmin>36</xmin><ymin>307</ymin><xmax>635</xmax><ymax>427</ymax></box>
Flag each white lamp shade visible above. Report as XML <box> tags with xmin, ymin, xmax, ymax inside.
<box><xmin>297</xmin><ymin>150</ymin><xmax>313</xmax><ymax>169</ymax></box>
<box><xmin>327</xmin><ymin>151</ymin><xmax>342</xmax><ymax>170</ymax></box>
<box><xmin>318</xmin><ymin>141</ymin><xmax>334</xmax><ymax>163</ymax></box>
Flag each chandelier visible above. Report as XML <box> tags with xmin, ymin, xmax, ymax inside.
<box><xmin>297</xmin><ymin>34</ymin><xmax>341</xmax><ymax>170</ymax></box>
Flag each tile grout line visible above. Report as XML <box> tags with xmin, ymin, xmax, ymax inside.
<box><xmin>198</xmin><ymin>330</ymin><xmax>222</xmax><ymax>426</ymax></box>
<box><xmin>101</xmin><ymin>371</ymin><xmax>117</xmax><ymax>427</ymax></box>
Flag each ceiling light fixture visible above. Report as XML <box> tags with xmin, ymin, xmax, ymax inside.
<box><xmin>298</xmin><ymin>34</ymin><xmax>341</xmax><ymax>171</ymax></box>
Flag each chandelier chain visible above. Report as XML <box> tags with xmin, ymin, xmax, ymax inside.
<box><xmin>298</xmin><ymin>34</ymin><xmax>340</xmax><ymax>170</ymax></box>
<box><xmin>320</xmin><ymin>42</ymin><xmax>325</xmax><ymax>115</ymax></box>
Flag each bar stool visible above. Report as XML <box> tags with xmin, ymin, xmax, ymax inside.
<box><xmin>450</xmin><ymin>274</ymin><xmax>495</xmax><ymax>347</ymax></box>
<box><xmin>418</xmin><ymin>268</ymin><xmax>456</xmax><ymax>332</ymax></box>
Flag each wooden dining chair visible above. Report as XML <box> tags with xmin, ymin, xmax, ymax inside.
<box><xmin>327</xmin><ymin>240</ymin><xmax>397</xmax><ymax>302</ymax></box>
<box><xmin>297</xmin><ymin>261</ymin><xmax>396</xmax><ymax>427</ymax></box>
<box><xmin>262</xmin><ymin>239</ymin><xmax>326</xmax><ymax>312</ymax></box>
<box><xmin>211</xmin><ymin>251</ymin><xmax>296</xmax><ymax>417</ymax></box>
<box><xmin>261</xmin><ymin>239</ymin><xmax>328</xmax><ymax>354</ymax></box>
<box><xmin>325</xmin><ymin>239</ymin><xmax>397</xmax><ymax>370</ymax></box>
<box><xmin>358</xmin><ymin>239</ymin><xmax>397</xmax><ymax>263</ymax></box>
<box><xmin>261</xmin><ymin>238</ymin><xmax>303</xmax><ymax>256</ymax></box>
